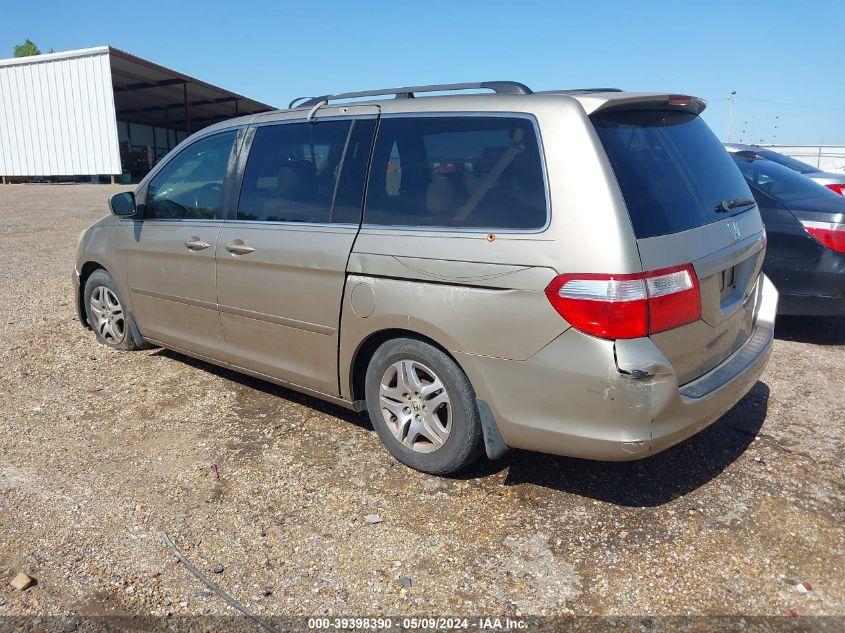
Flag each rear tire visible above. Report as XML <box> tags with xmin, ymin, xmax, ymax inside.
<box><xmin>364</xmin><ymin>338</ymin><xmax>484</xmax><ymax>474</ymax></box>
<box><xmin>83</xmin><ymin>270</ymin><xmax>146</xmax><ymax>351</ymax></box>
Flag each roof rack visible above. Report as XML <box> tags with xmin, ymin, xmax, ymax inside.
<box><xmin>288</xmin><ymin>81</ymin><xmax>533</xmax><ymax>110</ymax></box>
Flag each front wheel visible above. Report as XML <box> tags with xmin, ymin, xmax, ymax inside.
<box><xmin>83</xmin><ymin>270</ymin><xmax>145</xmax><ymax>351</ymax></box>
<box><xmin>364</xmin><ymin>338</ymin><xmax>483</xmax><ymax>474</ymax></box>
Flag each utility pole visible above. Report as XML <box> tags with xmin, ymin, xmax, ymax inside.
<box><xmin>727</xmin><ymin>91</ymin><xmax>736</xmax><ymax>141</ymax></box>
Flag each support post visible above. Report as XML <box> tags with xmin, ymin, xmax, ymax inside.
<box><xmin>1</xmin><ymin>176</ymin><xmax>6</xmax><ymax>185</ymax></box>
<box><xmin>111</xmin><ymin>175</ymin><xmax>116</xmax><ymax>185</ymax></box>
<box><xmin>183</xmin><ymin>82</ymin><xmax>190</xmax><ymax>135</ymax></box>
<box><xmin>164</xmin><ymin>105</ymin><xmax>171</xmax><ymax>150</ymax></box>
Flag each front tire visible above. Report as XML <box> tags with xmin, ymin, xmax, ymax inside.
<box><xmin>364</xmin><ymin>338</ymin><xmax>483</xmax><ymax>474</ymax></box>
<box><xmin>83</xmin><ymin>270</ymin><xmax>144</xmax><ymax>351</ymax></box>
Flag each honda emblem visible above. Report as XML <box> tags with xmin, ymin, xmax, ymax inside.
<box><xmin>727</xmin><ymin>219</ymin><xmax>741</xmax><ymax>242</ymax></box>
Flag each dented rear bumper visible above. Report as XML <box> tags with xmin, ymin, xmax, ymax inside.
<box><xmin>455</xmin><ymin>274</ymin><xmax>777</xmax><ymax>461</ymax></box>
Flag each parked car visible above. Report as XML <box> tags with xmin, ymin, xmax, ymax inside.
<box><xmin>730</xmin><ymin>151</ymin><xmax>845</xmax><ymax>316</ymax></box>
<box><xmin>725</xmin><ymin>143</ymin><xmax>845</xmax><ymax>195</ymax></box>
<box><xmin>73</xmin><ymin>82</ymin><xmax>776</xmax><ymax>474</ymax></box>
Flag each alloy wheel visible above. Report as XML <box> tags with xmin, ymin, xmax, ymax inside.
<box><xmin>89</xmin><ymin>286</ymin><xmax>126</xmax><ymax>344</ymax></box>
<box><xmin>379</xmin><ymin>360</ymin><xmax>452</xmax><ymax>453</ymax></box>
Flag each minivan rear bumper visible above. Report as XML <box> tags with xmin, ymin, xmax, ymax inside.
<box><xmin>457</xmin><ymin>274</ymin><xmax>777</xmax><ymax>461</ymax></box>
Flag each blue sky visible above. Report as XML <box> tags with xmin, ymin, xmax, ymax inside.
<box><xmin>2</xmin><ymin>0</ymin><xmax>843</xmax><ymax>144</ymax></box>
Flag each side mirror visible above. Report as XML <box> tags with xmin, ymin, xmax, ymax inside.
<box><xmin>109</xmin><ymin>191</ymin><xmax>137</xmax><ymax>217</ymax></box>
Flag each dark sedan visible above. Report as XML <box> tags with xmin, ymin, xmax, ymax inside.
<box><xmin>725</xmin><ymin>143</ymin><xmax>845</xmax><ymax>195</ymax></box>
<box><xmin>730</xmin><ymin>151</ymin><xmax>845</xmax><ymax>316</ymax></box>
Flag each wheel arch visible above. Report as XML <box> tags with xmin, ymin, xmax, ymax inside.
<box><xmin>347</xmin><ymin>328</ymin><xmax>469</xmax><ymax>405</ymax></box>
<box><xmin>77</xmin><ymin>261</ymin><xmax>107</xmax><ymax>327</ymax></box>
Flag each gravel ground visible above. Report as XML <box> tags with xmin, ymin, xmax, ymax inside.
<box><xmin>0</xmin><ymin>185</ymin><xmax>843</xmax><ymax>631</ymax></box>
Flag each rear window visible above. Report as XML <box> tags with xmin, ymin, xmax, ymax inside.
<box><xmin>364</xmin><ymin>116</ymin><xmax>547</xmax><ymax>230</ymax></box>
<box><xmin>757</xmin><ymin>150</ymin><xmax>819</xmax><ymax>175</ymax></box>
<box><xmin>593</xmin><ymin>110</ymin><xmax>753</xmax><ymax>239</ymax></box>
<box><xmin>733</xmin><ymin>156</ymin><xmax>842</xmax><ymax>202</ymax></box>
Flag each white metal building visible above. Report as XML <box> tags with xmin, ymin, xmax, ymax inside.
<box><xmin>0</xmin><ymin>46</ymin><xmax>273</xmax><ymax>182</ymax></box>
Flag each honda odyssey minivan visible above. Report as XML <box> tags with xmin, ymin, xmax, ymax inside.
<box><xmin>74</xmin><ymin>81</ymin><xmax>777</xmax><ymax>474</ymax></box>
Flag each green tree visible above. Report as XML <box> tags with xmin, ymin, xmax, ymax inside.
<box><xmin>13</xmin><ymin>39</ymin><xmax>41</xmax><ymax>57</ymax></box>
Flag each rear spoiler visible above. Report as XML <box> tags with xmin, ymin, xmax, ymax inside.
<box><xmin>571</xmin><ymin>92</ymin><xmax>707</xmax><ymax>116</ymax></box>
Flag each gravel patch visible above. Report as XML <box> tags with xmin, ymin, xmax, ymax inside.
<box><xmin>0</xmin><ymin>184</ymin><xmax>842</xmax><ymax>625</ymax></box>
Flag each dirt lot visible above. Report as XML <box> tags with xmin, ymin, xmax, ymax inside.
<box><xmin>0</xmin><ymin>184</ymin><xmax>843</xmax><ymax>631</ymax></box>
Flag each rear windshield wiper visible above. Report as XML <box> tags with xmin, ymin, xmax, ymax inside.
<box><xmin>715</xmin><ymin>198</ymin><xmax>756</xmax><ymax>213</ymax></box>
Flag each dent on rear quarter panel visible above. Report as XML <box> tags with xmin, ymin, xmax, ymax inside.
<box><xmin>337</xmin><ymin>272</ymin><xmax>567</xmax><ymax>401</ymax></box>
<box><xmin>458</xmin><ymin>328</ymin><xmax>676</xmax><ymax>455</ymax></box>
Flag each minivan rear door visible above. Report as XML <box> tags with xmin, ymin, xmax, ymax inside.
<box><xmin>215</xmin><ymin>108</ymin><xmax>377</xmax><ymax>395</ymax></box>
<box><xmin>593</xmin><ymin>108</ymin><xmax>766</xmax><ymax>385</ymax></box>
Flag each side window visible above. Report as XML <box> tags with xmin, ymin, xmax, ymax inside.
<box><xmin>331</xmin><ymin>119</ymin><xmax>377</xmax><ymax>224</ymax></box>
<box><xmin>145</xmin><ymin>131</ymin><xmax>237</xmax><ymax>220</ymax></box>
<box><xmin>237</xmin><ymin>120</ymin><xmax>352</xmax><ymax>223</ymax></box>
<box><xmin>364</xmin><ymin>116</ymin><xmax>547</xmax><ymax>230</ymax></box>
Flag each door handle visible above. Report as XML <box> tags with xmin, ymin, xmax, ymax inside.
<box><xmin>184</xmin><ymin>237</ymin><xmax>211</xmax><ymax>251</ymax></box>
<box><xmin>225</xmin><ymin>240</ymin><xmax>256</xmax><ymax>256</ymax></box>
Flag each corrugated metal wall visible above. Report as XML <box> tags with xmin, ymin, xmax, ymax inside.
<box><xmin>0</xmin><ymin>48</ymin><xmax>122</xmax><ymax>176</ymax></box>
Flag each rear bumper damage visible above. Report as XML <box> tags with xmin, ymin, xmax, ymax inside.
<box><xmin>457</xmin><ymin>274</ymin><xmax>778</xmax><ymax>461</ymax></box>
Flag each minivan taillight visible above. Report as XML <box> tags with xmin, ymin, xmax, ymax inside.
<box><xmin>800</xmin><ymin>219</ymin><xmax>845</xmax><ymax>253</ymax></box>
<box><xmin>824</xmin><ymin>184</ymin><xmax>845</xmax><ymax>196</ymax></box>
<box><xmin>544</xmin><ymin>264</ymin><xmax>701</xmax><ymax>340</ymax></box>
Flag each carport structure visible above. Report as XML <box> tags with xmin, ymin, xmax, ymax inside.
<box><xmin>0</xmin><ymin>46</ymin><xmax>274</xmax><ymax>182</ymax></box>
<box><xmin>110</xmin><ymin>47</ymin><xmax>271</xmax><ymax>157</ymax></box>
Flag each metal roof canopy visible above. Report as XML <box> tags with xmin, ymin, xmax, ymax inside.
<box><xmin>0</xmin><ymin>46</ymin><xmax>273</xmax><ymax>177</ymax></box>
<box><xmin>108</xmin><ymin>47</ymin><xmax>273</xmax><ymax>132</ymax></box>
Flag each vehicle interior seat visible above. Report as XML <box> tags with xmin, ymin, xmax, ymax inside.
<box><xmin>260</xmin><ymin>161</ymin><xmax>319</xmax><ymax>221</ymax></box>
<box><xmin>426</xmin><ymin>172</ymin><xmax>469</xmax><ymax>223</ymax></box>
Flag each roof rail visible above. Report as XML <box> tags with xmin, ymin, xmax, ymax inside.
<box><xmin>289</xmin><ymin>81</ymin><xmax>532</xmax><ymax>109</ymax></box>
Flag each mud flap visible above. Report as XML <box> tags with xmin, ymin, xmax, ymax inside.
<box><xmin>477</xmin><ymin>398</ymin><xmax>509</xmax><ymax>460</ymax></box>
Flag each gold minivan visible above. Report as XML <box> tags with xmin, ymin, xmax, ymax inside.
<box><xmin>74</xmin><ymin>82</ymin><xmax>777</xmax><ymax>474</ymax></box>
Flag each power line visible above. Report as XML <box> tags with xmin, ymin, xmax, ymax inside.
<box><xmin>704</xmin><ymin>96</ymin><xmax>845</xmax><ymax>112</ymax></box>
<box><xmin>734</xmin><ymin>96</ymin><xmax>845</xmax><ymax>112</ymax></box>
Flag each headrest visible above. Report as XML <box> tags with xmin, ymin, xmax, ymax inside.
<box><xmin>426</xmin><ymin>173</ymin><xmax>468</xmax><ymax>218</ymax></box>
<box><xmin>276</xmin><ymin>161</ymin><xmax>316</xmax><ymax>200</ymax></box>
